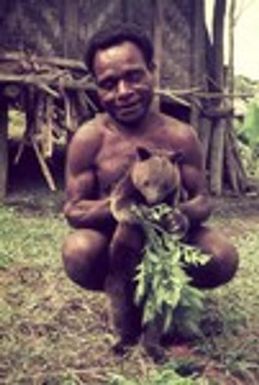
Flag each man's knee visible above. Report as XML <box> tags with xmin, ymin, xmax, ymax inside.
<box><xmin>218</xmin><ymin>241</ymin><xmax>239</xmax><ymax>283</ymax></box>
<box><xmin>62</xmin><ymin>229</ymin><xmax>109</xmax><ymax>291</ymax></box>
<box><xmin>112</xmin><ymin>223</ymin><xmax>145</xmax><ymax>251</ymax></box>
<box><xmin>187</xmin><ymin>227</ymin><xmax>239</xmax><ymax>288</ymax></box>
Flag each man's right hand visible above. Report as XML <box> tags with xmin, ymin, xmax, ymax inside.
<box><xmin>160</xmin><ymin>208</ymin><xmax>190</xmax><ymax>239</ymax></box>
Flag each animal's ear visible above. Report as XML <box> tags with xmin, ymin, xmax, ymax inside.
<box><xmin>170</xmin><ymin>150</ymin><xmax>184</xmax><ymax>164</ymax></box>
<box><xmin>136</xmin><ymin>147</ymin><xmax>152</xmax><ymax>160</ymax></box>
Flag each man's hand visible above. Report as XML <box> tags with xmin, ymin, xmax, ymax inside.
<box><xmin>160</xmin><ymin>208</ymin><xmax>189</xmax><ymax>239</ymax></box>
<box><xmin>109</xmin><ymin>195</ymin><xmax>139</xmax><ymax>224</ymax></box>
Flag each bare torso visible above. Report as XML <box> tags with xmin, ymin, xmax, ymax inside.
<box><xmin>91</xmin><ymin>112</ymin><xmax>199</xmax><ymax>197</ymax></box>
<box><xmin>63</xmin><ymin>108</ymin><xmax>211</xmax><ymax>232</ymax></box>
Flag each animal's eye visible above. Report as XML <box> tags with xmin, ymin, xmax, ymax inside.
<box><xmin>163</xmin><ymin>181</ymin><xmax>173</xmax><ymax>191</ymax></box>
<box><xmin>163</xmin><ymin>182</ymin><xmax>168</xmax><ymax>189</ymax></box>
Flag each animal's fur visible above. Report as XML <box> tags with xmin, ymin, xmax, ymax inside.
<box><xmin>107</xmin><ymin>147</ymin><xmax>186</xmax><ymax>360</ymax></box>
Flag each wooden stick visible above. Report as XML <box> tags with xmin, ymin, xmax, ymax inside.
<box><xmin>64</xmin><ymin>92</ymin><xmax>72</xmax><ymax>131</ymax></box>
<box><xmin>31</xmin><ymin>136</ymin><xmax>56</xmax><ymax>191</ymax></box>
<box><xmin>158</xmin><ymin>87</ymin><xmax>254</xmax><ymax>99</ymax></box>
<box><xmin>0</xmin><ymin>73</ymin><xmax>95</xmax><ymax>91</ymax></box>
<box><xmin>43</xmin><ymin>96</ymin><xmax>54</xmax><ymax>158</ymax></box>
<box><xmin>209</xmin><ymin>119</ymin><xmax>226</xmax><ymax>195</ymax></box>
<box><xmin>196</xmin><ymin>92</ymin><xmax>254</xmax><ymax>99</ymax></box>
<box><xmin>14</xmin><ymin>86</ymin><xmax>36</xmax><ymax>164</ymax></box>
<box><xmin>224</xmin><ymin>128</ymin><xmax>239</xmax><ymax>193</ymax></box>
<box><xmin>0</xmin><ymin>99</ymin><xmax>8</xmax><ymax>200</ymax></box>
<box><xmin>0</xmin><ymin>51</ymin><xmax>87</xmax><ymax>71</ymax></box>
<box><xmin>14</xmin><ymin>139</ymin><xmax>26</xmax><ymax>164</ymax></box>
<box><xmin>155</xmin><ymin>89</ymin><xmax>191</xmax><ymax>107</ymax></box>
<box><xmin>157</xmin><ymin>87</ymin><xmax>200</xmax><ymax>95</ymax></box>
<box><xmin>37</xmin><ymin>83</ymin><xmax>60</xmax><ymax>99</ymax></box>
<box><xmin>83</xmin><ymin>92</ymin><xmax>98</xmax><ymax>112</ymax></box>
<box><xmin>198</xmin><ymin>117</ymin><xmax>212</xmax><ymax>170</ymax></box>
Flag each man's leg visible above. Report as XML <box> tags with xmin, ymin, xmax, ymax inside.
<box><xmin>185</xmin><ymin>226</ymin><xmax>239</xmax><ymax>289</ymax></box>
<box><xmin>62</xmin><ymin>229</ymin><xmax>110</xmax><ymax>291</ymax></box>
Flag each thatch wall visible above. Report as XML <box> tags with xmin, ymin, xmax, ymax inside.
<box><xmin>0</xmin><ymin>0</ymin><xmax>198</xmax><ymax>90</ymax></box>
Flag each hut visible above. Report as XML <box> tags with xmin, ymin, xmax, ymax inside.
<box><xmin>0</xmin><ymin>0</ymin><xmax>248</xmax><ymax>199</ymax></box>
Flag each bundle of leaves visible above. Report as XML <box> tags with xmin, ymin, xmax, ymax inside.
<box><xmin>132</xmin><ymin>204</ymin><xmax>209</xmax><ymax>334</ymax></box>
<box><xmin>241</xmin><ymin>97</ymin><xmax>259</xmax><ymax>151</ymax></box>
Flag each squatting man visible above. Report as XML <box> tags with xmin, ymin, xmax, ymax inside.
<box><xmin>61</xmin><ymin>23</ymin><xmax>239</xmax><ymax>359</ymax></box>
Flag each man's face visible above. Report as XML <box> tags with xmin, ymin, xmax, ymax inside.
<box><xmin>93</xmin><ymin>41</ymin><xmax>154</xmax><ymax>126</ymax></box>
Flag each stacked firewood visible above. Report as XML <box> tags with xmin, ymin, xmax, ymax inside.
<box><xmin>0</xmin><ymin>51</ymin><xmax>98</xmax><ymax>190</ymax></box>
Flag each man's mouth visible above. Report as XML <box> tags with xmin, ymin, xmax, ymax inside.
<box><xmin>117</xmin><ymin>102</ymin><xmax>143</xmax><ymax>117</ymax></box>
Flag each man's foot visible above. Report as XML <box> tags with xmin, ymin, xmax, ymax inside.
<box><xmin>161</xmin><ymin>326</ymin><xmax>200</xmax><ymax>347</ymax></box>
<box><xmin>111</xmin><ymin>336</ymin><xmax>139</xmax><ymax>356</ymax></box>
<box><xmin>143</xmin><ymin>342</ymin><xmax>168</xmax><ymax>364</ymax></box>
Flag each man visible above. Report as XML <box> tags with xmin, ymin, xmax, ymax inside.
<box><xmin>62</xmin><ymin>23</ymin><xmax>238</xmax><ymax>351</ymax></box>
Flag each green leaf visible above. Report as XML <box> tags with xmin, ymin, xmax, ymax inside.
<box><xmin>133</xmin><ymin>204</ymin><xmax>207</xmax><ymax>333</ymax></box>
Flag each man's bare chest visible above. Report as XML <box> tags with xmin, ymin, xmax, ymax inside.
<box><xmin>94</xmin><ymin>130</ymin><xmax>175</xmax><ymax>195</ymax></box>
<box><xmin>95</xmin><ymin>135</ymin><xmax>144</xmax><ymax>193</ymax></box>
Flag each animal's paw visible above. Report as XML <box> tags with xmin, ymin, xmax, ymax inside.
<box><xmin>112</xmin><ymin>208</ymin><xmax>136</xmax><ymax>223</ymax></box>
<box><xmin>161</xmin><ymin>208</ymin><xmax>189</xmax><ymax>238</ymax></box>
<box><xmin>110</xmin><ymin>198</ymin><xmax>139</xmax><ymax>224</ymax></box>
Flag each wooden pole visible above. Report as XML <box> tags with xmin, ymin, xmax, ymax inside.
<box><xmin>209</xmin><ymin>0</ymin><xmax>227</xmax><ymax>195</ymax></box>
<box><xmin>152</xmin><ymin>0</ymin><xmax>164</xmax><ymax>110</ymax></box>
<box><xmin>190</xmin><ymin>0</ymin><xmax>205</xmax><ymax>130</ymax></box>
<box><xmin>198</xmin><ymin>117</ymin><xmax>212</xmax><ymax>170</ymax></box>
<box><xmin>227</xmin><ymin>0</ymin><xmax>235</xmax><ymax>110</ymax></box>
<box><xmin>209</xmin><ymin>118</ymin><xmax>226</xmax><ymax>195</ymax></box>
<box><xmin>0</xmin><ymin>97</ymin><xmax>8</xmax><ymax>200</ymax></box>
<box><xmin>31</xmin><ymin>137</ymin><xmax>56</xmax><ymax>192</ymax></box>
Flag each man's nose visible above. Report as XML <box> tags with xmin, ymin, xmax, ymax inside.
<box><xmin>117</xmin><ymin>80</ymin><xmax>133</xmax><ymax>99</ymax></box>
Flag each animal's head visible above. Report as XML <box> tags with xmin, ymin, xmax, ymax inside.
<box><xmin>131</xmin><ymin>147</ymin><xmax>183</xmax><ymax>205</ymax></box>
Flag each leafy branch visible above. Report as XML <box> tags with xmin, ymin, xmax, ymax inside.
<box><xmin>132</xmin><ymin>204</ymin><xmax>209</xmax><ymax>333</ymax></box>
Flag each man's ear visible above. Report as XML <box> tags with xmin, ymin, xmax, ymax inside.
<box><xmin>136</xmin><ymin>147</ymin><xmax>152</xmax><ymax>160</ymax></box>
<box><xmin>170</xmin><ymin>150</ymin><xmax>184</xmax><ymax>164</ymax></box>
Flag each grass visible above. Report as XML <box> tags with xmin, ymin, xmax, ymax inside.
<box><xmin>0</xmin><ymin>192</ymin><xmax>259</xmax><ymax>385</ymax></box>
<box><xmin>197</xmin><ymin>231</ymin><xmax>259</xmax><ymax>383</ymax></box>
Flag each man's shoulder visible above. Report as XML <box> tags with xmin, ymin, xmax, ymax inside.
<box><xmin>69</xmin><ymin>114</ymin><xmax>108</xmax><ymax>153</ymax></box>
<box><xmin>158</xmin><ymin>113</ymin><xmax>202</xmax><ymax>167</ymax></box>
<box><xmin>67</xmin><ymin>114</ymin><xmax>106</xmax><ymax>164</ymax></box>
<box><xmin>160</xmin><ymin>113</ymin><xmax>198</xmax><ymax>141</ymax></box>
<box><xmin>75</xmin><ymin>114</ymin><xmax>104</xmax><ymax>140</ymax></box>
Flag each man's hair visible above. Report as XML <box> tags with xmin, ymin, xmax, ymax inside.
<box><xmin>85</xmin><ymin>22</ymin><xmax>154</xmax><ymax>75</ymax></box>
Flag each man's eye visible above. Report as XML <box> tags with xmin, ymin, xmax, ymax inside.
<box><xmin>98</xmin><ymin>79</ymin><xmax>116</xmax><ymax>91</ymax></box>
<box><xmin>126</xmin><ymin>71</ymin><xmax>143</xmax><ymax>83</ymax></box>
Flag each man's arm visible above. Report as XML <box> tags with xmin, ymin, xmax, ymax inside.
<box><xmin>179</xmin><ymin>167</ymin><xmax>212</xmax><ymax>226</ymax></box>
<box><xmin>177</xmin><ymin>126</ymin><xmax>213</xmax><ymax>226</ymax></box>
<box><xmin>63</xmin><ymin>122</ymin><xmax>113</xmax><ymax>230</ymax></box>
